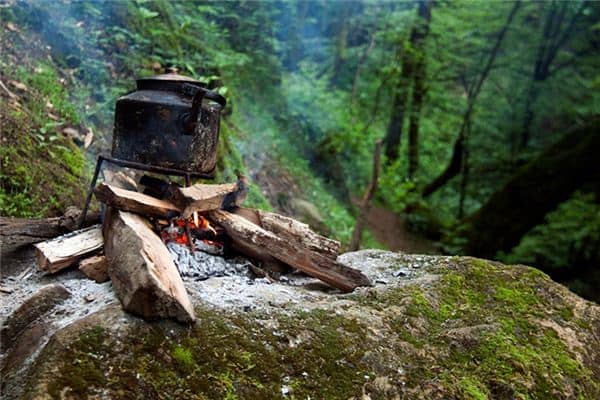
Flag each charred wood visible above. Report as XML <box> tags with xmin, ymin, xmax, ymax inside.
<box><xmin>208</xmin><ymin>210</ymin><xmax>371</xmax><ymax>292</ymax></box>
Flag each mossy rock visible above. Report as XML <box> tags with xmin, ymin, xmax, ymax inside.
<box><xmin>4</xmin><ymin>251</ymin><xmax>599</xmax><ymax>399</ymax></box>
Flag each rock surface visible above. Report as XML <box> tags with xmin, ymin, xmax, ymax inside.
<box><xmin>1</xmin><ymin>249</ymin><xmax>599</xmax><ymax>399</ymax></box>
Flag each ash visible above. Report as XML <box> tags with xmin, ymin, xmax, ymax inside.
<box><xmin>166</xmin><ymin>240</ymin><xmax>252</xmax><ymax>280</ymax></box>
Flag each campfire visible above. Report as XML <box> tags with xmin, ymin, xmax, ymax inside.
<box><xmin>31</xmin><ymin>70</ymin><xmax>370</xmax><ymax>324</ymax></box>
<box><xmin>33</xmin><ymin>174</ymin><xmax>372</xmax><ymax>324</ymax></box>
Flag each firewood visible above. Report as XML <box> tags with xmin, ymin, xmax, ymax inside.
<box><xmin>208</xmin><ymin>210</ymin><xmax>371</xmax><ymax>292</ymax></box>
<box><xmin>103</xmin><ymin>208</ymin><xmax>195</xmax><ymax>323</ymax></box>
<box><xmin>170</xmin><ymin>182</ymin><xmax>237</xmax><ymax>218</ymax></box>
<box><xmin>233</xmin><ymin>207</ymin><xmax>341</xmax><ymax>259</ymax></box>
<box><xmin>102</xmin><ymin>168</ymin><xmax>138</xmax><ymax>191</ymax></box>
<box><xmin>0</xmin><ymin>207</ymin><xmax>100</xmax><ymax>255</ymax></box>
<box><xmin>79</xmin><ymin>255</ymin><xmax>109</xmax><ymax>283</ymax></box>
<box><xmin>34</xmin><ymin>225</ymin><xmax>103</xmax><ymax>273</ymax></box>
<box><xmin>94</xmin><ymin>183</ymin><xmax>181</xmax><ymax>218</ymax></box>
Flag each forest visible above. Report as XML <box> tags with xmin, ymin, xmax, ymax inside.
<box><xmin>1</xmin><ymin>0</ymin><xmax>598</xmax><ymax>304</ymax></box>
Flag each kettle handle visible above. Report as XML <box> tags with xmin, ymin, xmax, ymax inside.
<box><xmin>185</xmin><ymin>88</ymin><xmax>226</xmax><ymax>134</ymax></box>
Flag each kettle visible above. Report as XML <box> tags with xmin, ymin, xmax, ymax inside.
<box><xmin>111</xmin><ymin>68</ymin><xmax>226</xmax><ymax>176</ymax></box>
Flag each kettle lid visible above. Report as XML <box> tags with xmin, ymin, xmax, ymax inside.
<box><xmin>137</xmin><ymin>67</ymin><xmax>206</xmax><ymax>88</ymax></box>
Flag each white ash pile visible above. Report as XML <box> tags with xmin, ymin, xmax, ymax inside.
<box><xmin>166</xmin><ymin>241</ymin><xmax>253</xmax><ymax>280</ymax></box>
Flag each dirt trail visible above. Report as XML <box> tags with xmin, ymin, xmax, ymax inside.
<box><xmin>365</xmin><ymin>205</ymin><xmax>438</xmax><ymax>254</ymax></box>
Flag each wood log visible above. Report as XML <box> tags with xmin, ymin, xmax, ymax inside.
<box><xmin>233</xmin><ymin>207</ymin><xmax>341</xmax><ymax>259</ymax></box>
<box><xmin>103</xmin><ymin>208</ymin><xmax>195</xmax><ymax>323</ymax></box>
<box><xmin>170</xmin><ymin>182</ymin><xmax>237</xmax><ymax>218</ymax></box>
<box><xmin>34</xmin><ymin>225</ymin><xmax>103</xmax><ymax>273</ymax></box>
<box><xmin>208</xmin><ymin>210</ymin><xmax>371</xmax><ymax>292</ymax></box>
<box><xmin>79</xmin><ymin>255</ymin><xmax>109</xmax><ymax>283</ymax></box>
<box><xmin>94</xmin><ymin>183</ymin><xmax>181</xmax><ymax>218</ymax></box>
<box><xmin>0</xmin><ymin>207</ymin><xmax>100</xmax><ymax>255</ymax></box>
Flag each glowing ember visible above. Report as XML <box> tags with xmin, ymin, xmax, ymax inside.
<box><xmin>161</xmin><ymin>214</ymin><xmax>221</xmax><ymax>249</ymax></box>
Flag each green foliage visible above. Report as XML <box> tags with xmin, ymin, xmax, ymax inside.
<box><xmin>502</xmin><ymin>192</ymin><xmax>600</xmax><ymax>271</ymax></box>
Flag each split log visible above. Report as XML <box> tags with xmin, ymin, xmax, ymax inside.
<box><xmin>0</xmin><ymin>207</ymin><xmax>100</xmax><ymax>255</ymax></box>
<box><xmin>103</xmin><ymin>208</ymin><xmax>195</xmax><ymax>323</ymax></box>
<box><xmin>233</xmin><ymin>207</ymin><xmax>341</xmax><ymax>259</ymax></box>
<box><xmin>94</xmin><ymin>183</ymin><xmax>181</xmax><ymax>218</ymax></box>
<box><xmin>208</xmin><ymin>210</ymin><xmax>371</xmax><ymax>292</ymax></box>
<box><xmin>34</xmin><ymin>225</ymin><xmax>103</xmax><ymax>273</ymax></box>
<box><xmin>171</xmin><ymin>182</ymin><xmax>237</xmax><ymax>218</ymax></box>
<box><xmin>79</xmin><ymin>255</ymin><xmax>109</xmax><ymax>283</ymax></box>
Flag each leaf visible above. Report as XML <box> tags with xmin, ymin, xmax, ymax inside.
<box><xmin>138</xmin><ymin>7</ymin><xmax>159</xmax><ymax>19</ymax></box>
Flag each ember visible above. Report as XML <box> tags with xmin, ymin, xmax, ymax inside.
<box><xmin>160</xmin><ymin>212</ymin><xmax>222</xmax><ymax>249</ymax></box>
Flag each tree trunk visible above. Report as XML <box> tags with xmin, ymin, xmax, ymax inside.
<box><xmin>349</xmin><ymin>140</ymin><xmax>382</xmax><ymax>251</ymax></box>
<box><xmin>384</xmin><ymin>1</ymin><xmax>433</xmax><ymax>164</ymax></box>
<box><xmin>422</xmin><ymin>1</ymin><xmax>521</xmax><ymax>196</ymax></box>
<box><xmin>457</xmin><ymin>120</ymin><xmax>471</xmax><ymax>219</ymax></box>
<box><xmin>461</xmin><ymin>120</ymin><xmax>600</xmax><ymax>259</ymax></box>
<box><xmin>519</xmin><ymin>1</ymin><xmax>585</xmax><ymax>149</ymax></box>
<box><xmin>407</xmin><ymin>1</ymin><xmax>432</xmax><ymax>179</ymax></box>
<box><xmin>383</xmin><ymin>57</ymin><xmax>412</xmax><ymax>163</ymax></box>
<box><xmin>330</xmin><ymin>6</ymin><xmax>350</xmax><ymax>86</ymax></box>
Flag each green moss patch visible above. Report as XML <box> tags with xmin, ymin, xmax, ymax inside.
<box><xmin>29</xmin><ymin>256</ymin><xmax>600</xmax><ymax>399</ymax></box>
<box><xmin>1</xmin><ymin>63</ymin><xmax>88</xmax><ymax>217</ymax></box>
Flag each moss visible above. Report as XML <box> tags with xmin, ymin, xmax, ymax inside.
<box><xmin>0</xmin><ymin>63</ymin><xmax>89</xmax><ymax>217</ymax></box>
<box><xmin>458</xmin><ymin>376</ymin><xmax>488</xmax><ymax>400</ymax></box>
<box><xmin>31</xmin><ymin>257</ymin><xmax>600</xmax><ymax>399</ymax></box>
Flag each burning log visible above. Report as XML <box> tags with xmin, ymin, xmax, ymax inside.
<box><xmin>232</xmin><ymin>207</ymin><xmax>341</xmax><ymax>260</ymax></box>
<box><xmin>79</xmin><ymin>255</ymin><xmax>109</xmax><ymax>283</ymax></box>
<box><xmin>207</xmin><ymin>210</ymin><xmax>371</xmax><ymax>292</ymax></box>
<box><xmin>170</xmin><ymin>182</ymin><xmax>238</xmax><ymax>218</ymax></box>
<box><xmin>103</xmin><ymin>208</ymin><xmax>195</xmax><ymax>323</ymax></box>
<box><xmin>94</xmin><ymin>183</ymin><xmax>181</xmax><ymax>218</ymax></box>
<box><xmin>34</xmin><ymin>225</ymin><xmax>103</xmax><ymax>273</ymax></box>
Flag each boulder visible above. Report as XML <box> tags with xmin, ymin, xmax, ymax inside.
<box><xmin>2</xmin><ymin>251</ymin><xmax>599</xmax><ymax>399</ymax></box>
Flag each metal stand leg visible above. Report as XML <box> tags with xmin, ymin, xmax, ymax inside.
<box><xmin>183</xmin><ymin>172</ymin><xmax>195</xmax><ymax>254</ymax></box>
<box><xmin>79</xmin><ymin>156</ymin><xmax>105</xmax><ymax>229</ymax></box>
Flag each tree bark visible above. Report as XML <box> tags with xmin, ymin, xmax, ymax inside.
<box><xmin>461</xmin><ymin>120</ymin><xmax>600</xmax><ymax>258</ymax></box>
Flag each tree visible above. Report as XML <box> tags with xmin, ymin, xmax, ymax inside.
<box><xmin>383</xmin><ymin>1</ymin><xmax>432</xmax><ymax>164</ymax></box>
<box><xmin>519</xmin><ymin>0</ymin><xmax>593</xmax><ymax>150</ymax></box>
<box><xmin>460</xmin><ymin>119</ymin><xmax>600</xmax><ymax>259</ymax></box>
<box><xmin>422</xmin><ymin>1</ymin><xmax>521</xmax><ymax>197</ymax></box>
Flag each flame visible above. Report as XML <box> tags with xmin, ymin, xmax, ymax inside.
<box><xmin>162</xmin><ymin>214</ymin><xmax>218</xmax><ymax>246</ymax></box>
